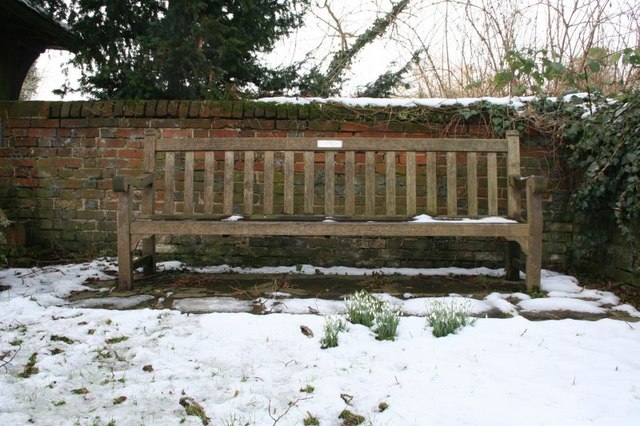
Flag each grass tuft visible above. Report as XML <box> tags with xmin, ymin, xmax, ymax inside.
<box><xmin>303</xmin><ymin>411</ymin><xmax>320</xmax><ymax>425</ymax></box>
<box><xmin>18</xmin><ymin>353</ymin><xmax>39</xmax><ymax>378</ymax></box>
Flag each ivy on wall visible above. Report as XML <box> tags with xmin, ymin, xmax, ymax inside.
<box><xmin>564</xmin><ymin>90</ymin><xmax>640</xmax><ymax>258</ymax></box>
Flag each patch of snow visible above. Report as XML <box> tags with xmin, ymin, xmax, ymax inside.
<box><xmin>518</xmin><ymin>298</ymin><xmax>606</xmax><ymax>314</ymax></box>
<box><xmin>412</xmin><ymin>214</ymin><xmax>517</xmax><ymax>223</ymax></box>
<box><xmin>222</xmin><ymin>215</ymin><xmax>243</xmax><ymax>222</ymax></box>
<box><xmin>540</xmin><ymin>271</ymin><xmax>583</xmax><ymax>293</ymax></box>
<box><xmin>257</xmin><ymin>96</ymin><xmax>537</xmax><ymax>109</ymax></box>
<box><xmin>611</xmin><ymin>304</ymin><xmax>640</xmax><ymax>318</ymax></box>
<box><xmin>71</xmin><ymin>295</ymin><xmax>154</xmax><ymax>309</ymax></box>
<box><xmin>173</xmin><ymin>297</ymin><xmax>254</xmax><ymax>313</ymax></box>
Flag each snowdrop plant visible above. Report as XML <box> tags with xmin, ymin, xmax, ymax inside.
<box><xmin>320</xmin><ymin>315</ymin><xmax>348</xmax><ymax>348</ymax></box>
<box><xmin>426</xmin><ymin>299</ymin><xmax>474</xmax><ymax>338</ymax></box>
<box><xmin>344</xmin><ymin>290</ymin><xmax>383</xmax><ymax>327</ymax></box>
<box><xmin>372</xmin><ymin>302</ymin><xmax>400</xmax><ymax>341</ymax></box>
<box><xmin>345</xmin><ymin>290</ymin><xmax>401</xmax><ymax>341</ymax></box>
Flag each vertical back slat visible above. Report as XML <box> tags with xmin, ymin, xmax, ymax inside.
<box><xmin>426</xmin><ymin>152</ymin><xmax>437</xmax><ymax>215</ymax></box>
<box><xmin>447</xmin><ymin>152</ymin><xmax>457</xmax><ymax>216</ymax></box>
<box><xmin>164</xmin><ymin>152</ymin><xmax>175</xmax><ymax>214</ymax></box>
<box><xmin>141</xmin><ymin>130</ymin><xmax>157</xmax><ymax>275</ymax></box>
<box><xmin>487</xmin><ymin>152</ymin><xmax>498</xmax><ymax>215</ymax></box>
<box><xmin>284</xmin><ymin>151</ymin><xmax>294</xmax><ymax>214</ymax></box>
<box><xmin>204</xmin><ymin>152</ymin><xmax>215</xmax><ymax>214</ymax></box>
<box><xmin>243</xmin><ymin>151</ymin><xmax>254</xmax><ymax>215</ymax></box>
<box><xmin>304</xmin><ymin>151</ymin><xmax>314</xmax><ymax>214</ymax></box>
<box><xmin>142</xmin><ymin>130</ymin><xmax>156</xmax><ymax>215</ymax></box>
<box><xmin>325</xmin><ymin>151</ymin><xmax>335</xmax><ymax>216</ymax></box>
<box><xmin>385</xmin><ymin>152</ymin><xmax>396</xmax><ymax>215</ymax></box>
<box><xmin>365</xmin><ymin>151</ymin><xmax>375</xmax><ymax>216</ymax></box>
<box><xmin>506</xmin><ymin>131</ymin><xmax>522</xmax><ymax>219</ymax></box>
<box><xmin>406</xmin><ymin>152</ymin><xmax>416</xmax><ymax>216</ymax></box>
<box><xmin>223</xmin><ymin>151</ymin><xmax>234</xmax><ymax>215</ymax></box>
<box><xmin>184</xmin><ymin>151</ymin><xmax>194</xmax><ymax>214</ymax></box>
<box><xmin>467</xmin><ymin>152</ymin><xmax>478</xmax><ymax>216</ymax></box>
<box><xmin>345</xmin><ymin>151</ymin><xmax>355</xmax><ymax>216</ymax></box>
<box><xmin>263</xmin><ymin>151</ymin><xmax>274</xmax><ymax>215</ymax></box>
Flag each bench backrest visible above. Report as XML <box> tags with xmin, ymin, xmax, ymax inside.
<box><xmin>141</xmin><ymin>130</ymin><xmax>522</xmax><ymax>219</ymax></box>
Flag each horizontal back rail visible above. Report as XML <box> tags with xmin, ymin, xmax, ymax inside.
<box><xmin>155</xmin><ymin>137</ymin><xmax>509</xmax><ymax>153</ymax></box>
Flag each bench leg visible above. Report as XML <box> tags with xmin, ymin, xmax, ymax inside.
<box><xmin>525</xmin><ymin>178</ymin><xmax>544</xmax><ymax>291</ymax></box>
<box><xmin>525</xmin><ymin>236</ymin><xmax>542</xmax><ymax>291</ymax></box>
<box><xmin>117</xmin><ymin>191</ymin><xmax>134</xmax><ymax>290</ymax></box>
<box><xmin>505</xmin><ymin>240</ymin><xmax>521</xmax><ymax>281</ymax></box>
<box><xmin>142</xmin><ymin>236</ymin><xmax>156</xmax><ymax>276</ymax></box>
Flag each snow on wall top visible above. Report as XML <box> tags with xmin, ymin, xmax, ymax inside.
<box><xmin>257</xmin><ymin>93</ymin><xmax>591</xmax><ymax>109</ymax></box>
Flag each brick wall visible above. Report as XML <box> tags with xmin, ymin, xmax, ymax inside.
<box><xmin>0</xmin><ymin>100</ymin><xmax>573</xmax><ymax>271</ymax></box>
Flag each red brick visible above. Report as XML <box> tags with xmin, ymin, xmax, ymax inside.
<box><xmin>162</xmin><ymin>128</ymin><xmax>193</xmax><ymax>138</ymax></box>
<box><xmin>359</xmin><ymin>132</ymin><xmax>404</xmax><ymax>138</ymax></box>
<box><xmin>53</xmin><ymin>158</ymin><xmax>83</xmax><ymax>168</ymax></box>
<box><xmin>60</xmin><ymin>119</ymin><xmax>89</xmax><ymax>128</ymax></box>
<box><xmin>340</xmin><ymin>122</ymin><xmax>370</xmax><ymax>132</ymax></box>
<box><xmin>300</xmin><ymin>131</ymin><xmax>337</xmax><ymax>138</ymax></box>
<box><xmin>15</xmin><ymin>138</ymin><xmax>37</xmax><ymax>147</ymax></box>
<box><xmin>11</xmin><ymin>129</ymin><xmax>28</xmax><ymax>137</ymax></box>
<box><xmin>127</xmin><ymin>159</ymin><xmax>143</xmax><ymax>169</ymax></box>
<box><xmin>211</xmin><ymin>119</ymin><xmax>240</xmax><ymax>129</ymax></box>
<box><xmin>180</xmin><ymin>118</ymin><xmax>210</xmax><ymax>129</ymax></box>
<box><xmin>71</xmin><ymin>128</ymin><xmax>99</xmax><ymax>138</ymax></box>
<box><xmin>117</xmin><ymin>149</ymin><xmax>145</xmax><ymax>159</ymax></box>
<box><xmin>31</xmin><ymin>119</ymin><xmax>61</xmax><ymax>128</ymax></box>
<box><xmin>27</xmin><ymin>128</ymin><xmax>57</xmax><ymax>138</ymax></box>
<box><xmin>115</xmin><ymin>128</ymin><xmax>144</xmax><ymax>139</ymax></box>
<box><xmin>15</xmin><ymin>178</ymin><xmax>38</xmax><ymax>187</ymax></box>
<box><xmin>7</xmin><ymin>119</ymin><xmax>30</xmax><ymax>127</ymax></box>
<box><xmin>211</xmin><ymin>129</ymin><xmax>238</xmax><ymax>137</ymax></box>
<box><xmin>255</xmin><ymin>130</ymin><xmax>287</xmax><ymax>137</ymax></box>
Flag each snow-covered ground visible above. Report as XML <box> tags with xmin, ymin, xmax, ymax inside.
<box><xmin>1</xmin><ymin>260</ymin><xmax>639</xmax><ymax>425</ymax></box>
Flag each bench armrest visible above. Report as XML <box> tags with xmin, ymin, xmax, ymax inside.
<box><xmin>113</xmin><ymin>173</ymin><xmax>155</xmax><ymax>192</ymax></box>
<box><xmin>509</xmin><ymin>175</ymin><xmax>547</xmax><ymax>194</ymax></box>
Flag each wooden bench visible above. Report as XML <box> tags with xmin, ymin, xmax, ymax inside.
<box><xmin>113</xmin><ymin>130</ymin><xmax>546</xmax><ymax>290</ymax></box>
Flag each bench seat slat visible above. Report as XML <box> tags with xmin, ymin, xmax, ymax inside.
<box><xmin>131</xmin><ymin>219</ymin><xmax>529</xmax><ymax>238</ymax></box>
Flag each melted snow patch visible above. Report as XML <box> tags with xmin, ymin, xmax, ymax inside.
<box><xmin>173</xmin><ymin>297</ymin><xmax>253</xmax><ymax>313</ymax></box>
<box><xmin>72</xmin><ymin>295</ymin><xmax>154</xmax><ymax>309</ymax></box>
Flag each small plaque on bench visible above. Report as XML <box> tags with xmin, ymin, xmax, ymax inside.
<box><xmin>317</xmin><ymin>140</ymin><xmax>343</xmax><ymax>149</ymax></box>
